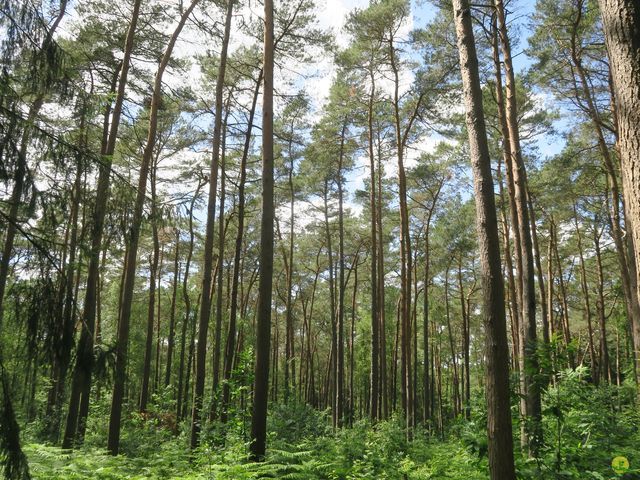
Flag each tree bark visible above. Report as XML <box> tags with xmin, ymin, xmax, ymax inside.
<box><xmin>366</xmin><ymin>77</ymin><xmax>380</xmax><ymax>423</ymax></box>
<box><xmin>573</xmin><ymin>205</ymin><xmax>597</xmax><ymax>383</ymax></box>
<box><xmin>598</xmin><ymin>0</ymin><xmax>640</xmax><ymax>388</ymax></box>
<box><xmin>336</xmin><ymin>122</ymin><xmax>347</xmax><ymax>427</ymax></box>
<box><xmin>222</xmin><ymin>69</ymin><xmax>262</xmax><ymax>423</ymax></box>
<box><xmin>107</xmin><ymin>0</ymin><xmax>200</xmax><ymax>455</ymax></box>
<box><xmin>165</xmin><ymin>228</ymin><xmax>180</xmax><ymax>386</ymax></box>
<box><xmin>250</xmin><ymin>0</ymin><xmax>274</xmax><ymax>458</ymax></box>
<box><xmin>593</xmin><ymin>223</ymin><xmax>612</xmax><ymax>383</ymax></box>
<box><xmin>458</xmin><ymin>258</ymin><xmax>471</xmax><ymax>420</ymax></box>
<box><xmin>211</xmin><ymin>106</ymin><xmax>229</xmax><ymax>420</ymax></box>
<box><xmin>176</xmin><ymin>180</ymin><xmax>205</xmax><ymax>421</ymax></box>
<box><xmin>495</xmin><ymin>0</ymin><xmax>542</xmax><ymax>454</ymax></box>
<box><xmin>190</xmin><ymin>0</ymin><xmax>233</xmax><ymax>449</ymax></box>
<box><xmin>140</xmin><ymin>154</ymin><xmax>161</xmax><ymax>413</ymax></box>
<box><xmin>63</xmin><ymin>1</ymin><xmax>140</xmax><ymax>447</ymax></box>
<box><xmin>451</xmin><ymin>1</ymin><xmax>516</xmax><ymax>477</ymax></box>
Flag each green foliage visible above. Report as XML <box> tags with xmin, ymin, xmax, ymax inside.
<box><xmin>517</xmin><ymin>368</ymin><xmax>640</xmax><ymax>479</ymax></box>
<box><xmin>25</xmin><ymin>443</ymin><xmax>198</xmax><ymax>480</ymax></box>
<box><xmin>18</xmin><ymin>377</ymin><xmax>640</xmax><ymax>479</ymax></box>
<box><xmin>269</xmin><ymin>402</ymin><xmax>330</xmax><ymax>444</ymax></box>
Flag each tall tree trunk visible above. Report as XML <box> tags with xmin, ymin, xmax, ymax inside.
<box><xmin>376</xmin><ymin>136</ymin><xmax>388</xmax><ymax>420</ymax></box>
<box><xmin>140</xmin><ymin>154</ymin><xmax>161</xmax><ymax>412</ymax></box>
<box><xmin>165</xmin><ymin>228</ymin><xmax>180</xmax><ymax>386</ymax></box>
<box><xmin>367</xmin><ymin>77</ymin><xmax>380</xmax><ymax>423</ymax></box>
<box><xmin>390</xmin><ymin>35</ymin><xmax>419</xmax><ymax>439</ymax></box>
<box><xmin>336</xmin><ymin>122</ymin><xmax>347</xmax><ymax>427</ymax></box>
<box><xmin>322</xmin><ymin>181</ymin><xmax>337</xmax><ymax>428</ymax></box>
<box><xmin>423</xmin><ymin>229</ymin><xmax>431</xmax><ymax>425</ymax></box>
<box><xmin>222</xmin><ymin>68</ymin><xmax>262</xmax><ymax>422</ymax></box>
<box><xmin>154</xmin><ymin>246</ymin><xmax>164</xmax><ymax>393</ymax></box>
<box><xmin>249</xmin><ymin>0</ymin><xmax>274</xmax><ymax>458</ymax></box>
<box><xmin>63</xmin><ymin>2</ymin><xmax>140</xmax><ymax>447</ymax></box>
<box><xmin>284</xmin><ymin>131</ymin><xmax>296</xmax><ymax>404</ymax></box>
<box><xmin>491</xmin><ymin>19</ymin><xmax>522</xmax><ymax>372</ymax></box>
<box><xmin>190</xmin><ymin>0</ymin><xmax>233</xmax><ymax>449</ymax></box>
<box><xmin>444</xmin><ymin>265</ymin><xmax>460</xmax><ymax>417</ymax></box>
<box><xmin>45</xmin><ymin>103</ymin><xmax>87</xmax><ymax>441</ymax></box>
<box><xmin>183</xmin><ymin>294</ymin><xmax>200</xmax><ymax>420</ymax></box>
<box><xmin>107</xmin><ymin>0</ymin><xmax>200</xmax><ymax>454</ymax></box>
<box><xmin>458</xmin><ymin>258</ymin><xmax>471</xmax><ymax>420</ymax></box>
<box><xmin>495</xmin><ymin>0</ymin><xmax>542</xmax><ymax>454</ymax></box>
<box><xmin>528</xmin><ymin>193</ymin><xmax>550</xmax><ymax>370</ymax></box>
<box><xmin>496</xmin><ymin>160</ymin><xmax>520</xmax><ymax>370</ymax></box>
<box><xmin>547</xmin><ymin>220</ymin><xmax>556</xmax><ymax>343</ymax></box>
<box><xmin>421</xmin><ymin>182</ymin><xmax>443</xmax><ymax>425</ymax></box>
<box><xmin>552</xmin><ymin>227</ymin><xmax>574</xmax><ymax>367</ymax></box>
<box><xmin>593</xmin><ymin>223</ymin><xmax>612</xmax><ymax>383</ymax></box>
<box><xmin>598</xmin><ymin>0</ymin><xmax>640</xmax><ymax>389</ymax></box>
<box><xmin>573</xmin><ymin>205</ymin><xmax>597</xmax><ymax>383</ymax></box>
<box><xmin>452</xmin><ymin>1</ymin><xmax>516</xmax><ymax>477</ymax></box>
<box><xmin>211</xmin><ymin>106</ymin><xmax>229</xmax><ymax>420</ymax></box>
<box><xmin>349</xmin><ymin>254</ymin><xmax>359</xmax><ymax>426</ymax></box>
<box><xmin>176</xmin><ymin>180</ymin><xmax>205</xmax><ymax>421</ymax></box>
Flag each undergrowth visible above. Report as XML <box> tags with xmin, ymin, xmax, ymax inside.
<box><xmin>18</xmin><ymin>370</ymin><xmax>640</xmax><ymax>479</ymax></box>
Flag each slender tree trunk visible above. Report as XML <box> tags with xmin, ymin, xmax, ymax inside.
<box><xmin>552</xmin><ymin>227</ymin><xmax>574</xmax><ymax>367</ymax></box>
<box><xmin>367</xmin><ymin>77</ymin><xmax>380</xmax><ymax>423</ymax></box>
<box><xmin>183</xmin><ymin>294</ymin><xmax>200</xmax><ymax>420</ymax></box>
<box><xmin>283</xmin><ymin>131</ymin><xmax>296</xmax><ymax>404</ymax></box>
<box><xmin>495</xmin><ymin>0</ymin><xmax>542</xmax><ymax>454</ymax></box>
<box><xmin>45</xmin><ymin>103</ymin><xmax>86</xmax><ymax>441</ymax></box>
<box><xmin>154</xmin><ymin>247</ymin><xmax>164</xmax><ymax>393</ymax></box>
<box><xmin>222</xmin><ymin>122</ymin><xmax>244</xmax><ymax>423</ymax></box>
<box><xmin>452</xmin><ymin>1</ymin><xmax>516</xmax><ymax>476</ymax></box>
<box><xmin>547</xmin><ymin>220</ymin><xmax>556</xmax><ymax>344</ymax></box>
<box><xmin>423</xmin><ymin>232</ymin><xmax>431</xmax><ymax>425</ymax></box>
<box><xmin>421</xmin><ymin>179</ymin><xmax>444</xmax><ymax>426</ymax></box>
<box><xmin>528</xmin><ymin>193</ymin><xmax>550</xmax><ymax>361</ymax></box>
<box><xmin>222</xmin><ymin>68</ymin><xmax>262</xmax><ymax>422</ymax></box>
<box><xmin>140</xmin><ymin>155</ymin><xmax>161</xmax><ymax>412</ymax></box>
<box><xmin>390</xmin><ymin>35</ymin><xmax>418</xmax><ymax>439</ymax></box>
<box><xmin>458</xmin><ymin>259</ymin><xmax>471</xmax><ymax>419</ymax></box>
<box><xmin>177</xmin><ymin>180</ymin><xmax>204</xmax><ymax>421</ymax></box>
<box><xmin>63</xmin><ymin>3</ymin><xmax>139</xmax><ymax>447</ymax></box>
<box><xmin>573</xmin><ymin>205</ymin><xmax>597</xmax><ymax>383</ymax></box>
<box><xmin>190</xmin><ymin>0</ymin><xmax>233</xmax><ymax>449</ymax></box>
<box><xmin>336</xmin><ymin>122</ymin><xmax>347</xmax><ymax>427</ymax></box>
<box><xmin>444</xmin><ymin>265</ymin><xmax>460</xmax><ymax>416</ymax></box>
<box><xmin>497</xmin><ymin>162</ymin><xmax>520</xmax><ymax>370</ymax></box>
<box><xmin>376</xmin><ymin>141</ymin><xmax>388</xmax><ymax>420</ymax></box>
<box><xmin>107</xmin><ymin>1</ymin><xmax>200</xmax><ymax>454</ymax></box>
<box><xmin>249</xmin><ymin>0</ymin><xmax>274</xmax><ymax>457</ymax></box>
<box><xmin>211</xmin><ymin>105</ymin><xmax>230</xmax><ymax>420</ymax></box>
<box><xmin>165</xmin><ymin>228</ymin><xmax>180</xmax><ymax>386</ymax></box>
<box><xmin>491</xmin><ymin>19</ymin><xmax>522</xmax><ymax>362</ymax></box>
<box><xmin>322</xmin><ymin>180</ymin><xmax>338</xmax><ymax>428</ymax></box>
<box><xmin>349</xmin><ymin>254</ymin><xmax>359</xmax><ymax>426</ymax></box>
<box><xmin>593</xmin><ymin>223</ymin><xmax>612</xmax><ymax>383</ymax></box>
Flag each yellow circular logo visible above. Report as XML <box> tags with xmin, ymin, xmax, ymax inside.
<box><xmin>612</xmin><ymin>456</ymin><xmax>629</xmax><ymax>474</ymax></box>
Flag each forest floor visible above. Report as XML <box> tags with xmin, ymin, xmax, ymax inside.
<box><xmin>18</xmin><ymin>370</ymin><xmax>640</xmax><ymax>480</ymax></box>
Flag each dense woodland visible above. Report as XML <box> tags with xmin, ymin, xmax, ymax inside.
<box><xmin>1</xmin><ymin>0</ymin><xmax>640</xmax><ymax>478</ymax></box>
